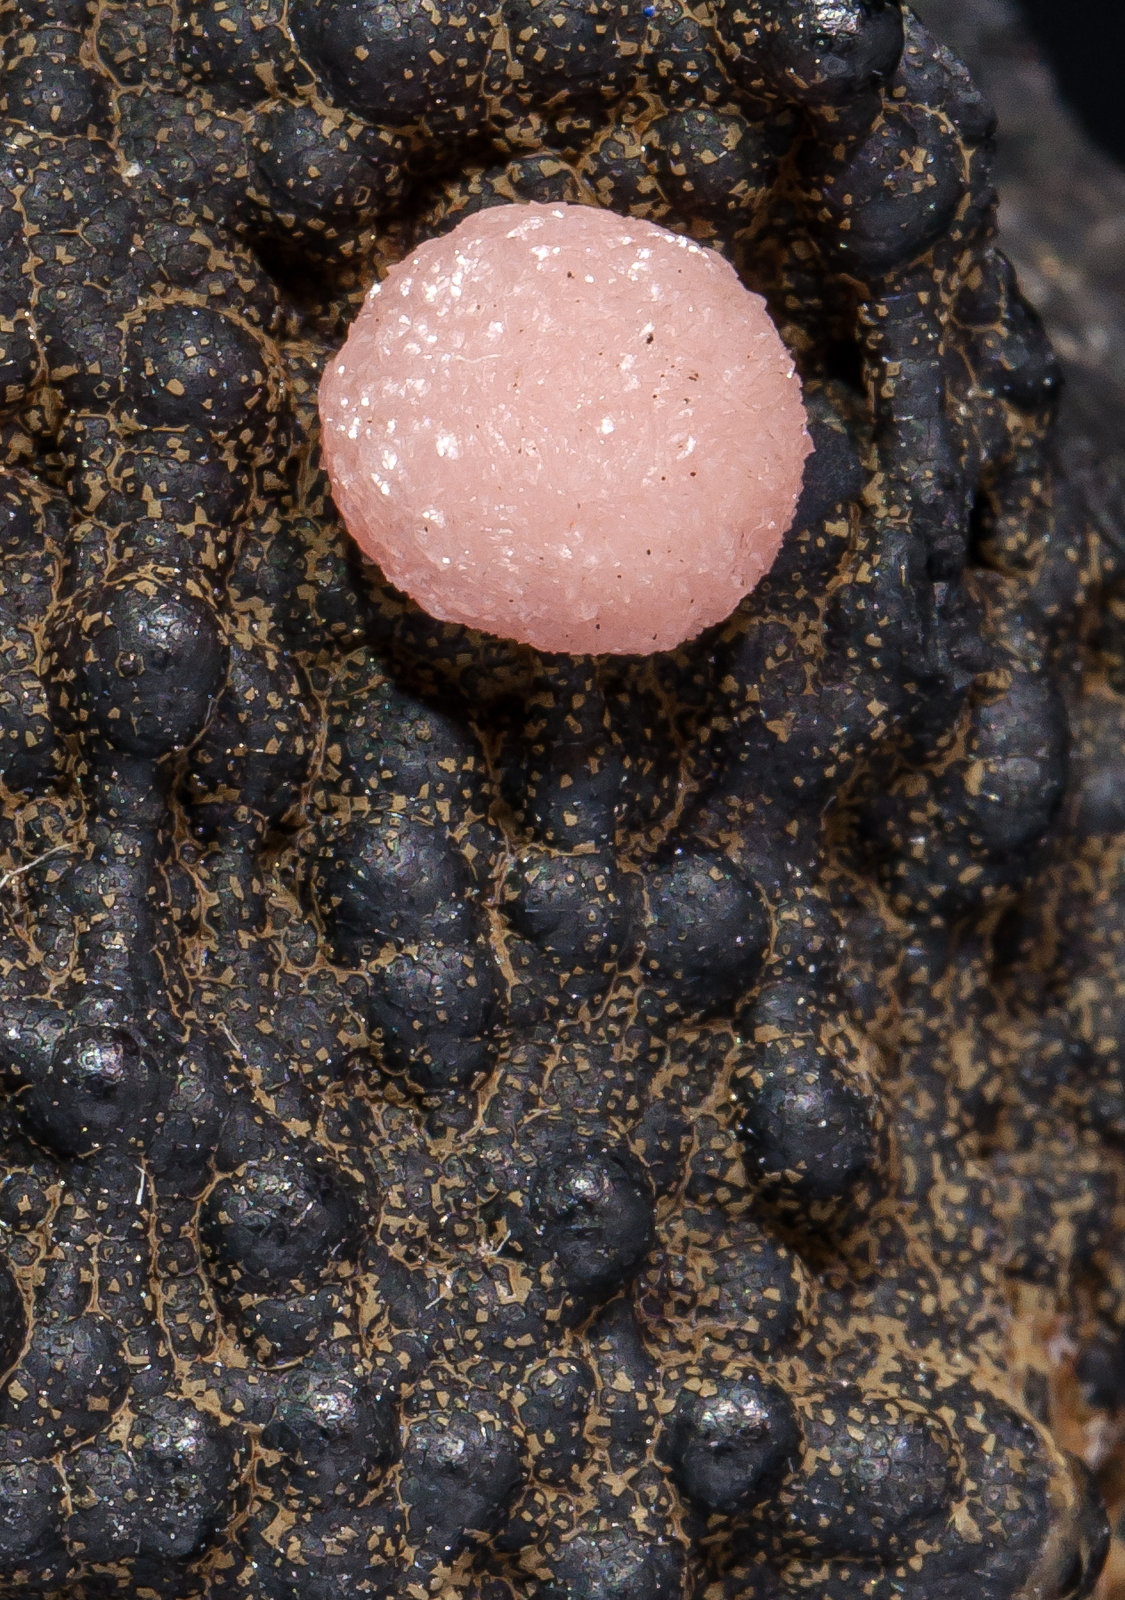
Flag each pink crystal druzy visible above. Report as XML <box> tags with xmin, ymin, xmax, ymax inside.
<box><xmin>319</xmin><ymin>203</ymin><xmax>811</xmax><ymax>655</ymax></box>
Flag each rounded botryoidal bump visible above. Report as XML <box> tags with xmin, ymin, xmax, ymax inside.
<box><xmin>718</xmin><ymin>0</ymin><xmax>903</xmax><ymax>105</ymax></box>
<box><xmin>955</xmin><ymin>250</ymin><xmax>1062</xmax><ymax>415</ymax></box>
<box><xmin>0</xmin><ymin>634</ymin><xmax>57</xmax><ymax>793</ymax></box>
<box><xmin>575</xmin><ymin>121</ymin><xmax>663</xmax><ymax>220</ymax></box>
<box><xmin>0</xmin><ymin>307</ymin><xmax>39</xmax><ymax>415</ymax></box>
<box><xmin>737</xmin><ymin>1031</ymin><xmax>880</xmax><ymax>1218</ymax></box>
<box><xmin>105</xmin><ymin>516</ymin><xmax>201</xmax><ymax>579</ymax></box>
<box><xmin>186</xmin><ymin>639</ymin><xmax>315</xmax><ymax>832</ymax></box>
<box><xmin>325</xmin><ymin>653</ymin><xmax>484</xmax><ymax>812</ymax></box>
<box><xmin>232</xmin><ymin>1285</ymin><xmax>351</xmax><ymax>1368</ymax></box>
<box><xmin>63</xmin><ymin>1440</ymin><xmax>142</xmax><ymax>1567</ymax></box>
<box><xmin>811</xmin><ymin>107</ymin><xmax>964</xmax><ymax>278</ymax></box>
<box><xmin>113</xmin><ymin>86</ymin><xmax>254</xmax><ymax>226</ymax></box>
<box><xmin>502</xmin><ymin>848</ymin><xmax>637</xmax><ymax>999</ymax></box>
<box><xmin>67</xmin><ymin>1397</ymin><xmax>236</xmax><ymax>1575</ymax></box>
<box><xmin>2</xmin><ymin>1314</ymin><xmax>129</xmax><ymax>1449</ymax></box>
<box><xmin>0</xmin><ymin>1459</ymin><xmax>67</xmax><ymax>1583</ymax></box>
<box><xmin>927</xmin><ymin>1394</ymin><xmax>1110</xmax><ymax>1598</ymax></box>
<box><xmin>784</xmin><ymin>1389</ymin><xmax>957</xmax><ymax>1556</ymax></box>
<box><xmin>237</xmin><ymin>1499</ymin><xmax>403</xmax><ymax>1600</ymax></box>
<box><xmin>1</xmin><ymin>28</ymin><xmax>110</xmax><ymax>134</ymax></box>
<box><xmin>199</xmin><ymin>1152</ymin><xmax>359</xmax><ymax>1296</ymax></box>
<box><xmin>147</xmin><ymin>1031</ymin><xmax>229</xmax><ymax>1198</ymax></box>
<box><xmin>529</xmin><ymin>1144</ymin><xmax>654</xmax><ymax>1304</ymax></box>
<box><xmin>122</xmin><ymin>302</ymin><xmax>276</xmax><ymax>444</ymax></box>
<box><xmin>287</xmin><ymin>0</ymin><xmax>491</xmax><ymax>131</ymax></box>
<box><xmin>128</xmin><ymin>1396</ymin><xmax>240</xmax><ymax>1565</ymax></box>
<box><xmin>536</xmin><ymin>1521</ymin><xmax>685</xmax><ymax>1600</ymax></box>
<box><xmin>663</xmin><ymin>1372</ymin><xmax>801</xmax><ymax>1517</ymax></box>
<box><xmin>497</xmin><ymin>151</ymin><xmax>588</xmax><ymax>207</ymax></box>
<box><xmin>735</xmin><ymin>986</ymin><xmax>882</xmax><ymax>1226</ymax></box>
<box><xmin>636</xmin><ymin>1212</ymin><xmax>809</xmax><ymax>1357</ymax></box>
<box><xmin>502</xmin><ymin>0</ymin><xmax>646</xmax><ymax>103</ymax></box>
<box><xmin>178</xmin><ymin>0</ymin><xmax>293</xmax><ymax>97</ymax></box>
<box><xmin>73</xmin><ymin>423</ymin><xmax>253</xmax><ymax>532</ymax></box>
<box><xmin>36</xmin><ymin>284</ymin><xmax>126</xmax><ymax>413</ymax></box>
<box><xmin>368</xmin><ymin>940</ymin><xmax>501</xmax><ymax>1091</ymax></box>
<box><xmin>0</xmin><ymin>475</ymin><xmax>60</xmax><ymax>628</ymax></box>
<box><xmin>312</xmin><ymin>814</ymin><xmax>475</xmax><ymax>958</ymax></box>
<box><xmin>0</xmin><ymin>1170</ymin><xmax>50</xmax><ymax>1232</ymax></box>
<box><xmin>260</xmin><ymin>1365</ymin><xmax>398</xmax><ymax>1507</ymax></box>
<box><xmin>50</xmin><ymin>575</ymin><xmax>226</xmax><ymax>758</ymax></box>
<box><xmin>979</xmin><ymin>307</ymin><xmax>1062</xmax><ymax>418</ymax></box>
<box><xmin>263</xmin><ymin>515</ymin><xmax>372</xmax><ymax>654</ymax></box>
<box><xmin>0</xmin><ymin>1260</ymin><xmax>27</xmax><ymax>1377</ymax></box>
<box><xmin>640</xmin><ymin>0</ymin><xmax>733</xmax><ymax>105</ymax></box>
<box><xmin>640</xmin><ymin>846</ymin><xmax>770</xmax><ymax>1015</ymax></box>
<box><xmin>645</xmin><ymin>109</ymin><xmax>780</xmax><ymax>221</ymax></box>
<box><xmin>249</xmin><ymin>98</ymin><xmax>406</xmax><ymax>234</ymax></box>
<box><xmin>515</xmin><ymin>1356</ymin><xmax>596</xmax><ymax>1485</ymax></box>
<box><xmin>507</xmin><ymin>671</ymin><xmax>628</xmax><ymax>849</ymax></box>
<box><xmin>960</xmin><ymin>670</ymin><xmax>1069</xmax><ymax>855</ymax></box>
<box><xmin>22</xmin><ymin>1024</ymin><xmax>159</xmax><ymax>1158</ymax></box>
<box><xmin>401</xmin><ymin>1403</ymin><xmax>524</xmax><ymax>1559</ymax></box>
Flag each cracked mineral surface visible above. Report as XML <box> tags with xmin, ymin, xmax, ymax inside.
<box><xmin>0</xmin><ymin>0</ymin><xmax>1120</xmax><ymax>1597</ymax></box>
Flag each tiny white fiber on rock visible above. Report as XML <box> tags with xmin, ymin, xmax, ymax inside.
<box><xmin>319</xmin><ymin>202</ymin><xmax>811</xmax><ymax>655</ymax></box>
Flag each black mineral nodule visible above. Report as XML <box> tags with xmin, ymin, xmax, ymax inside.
<box><xmin>287</xmin><ymin>0</ymin><xmax>492</xmax><ymax>128</ymax></box>
<box><xmin>528</xmin><ymin>1143</ymin><xmax>655</xmax><ymax>1302</ymax></box>
<box><xmin>22</xmin><ymin>1024</ymin><xmax>158</xmax><ymax>1157</ymax></box>
<box><xmin>736</xmin><ymin>1028</ymin><xmax>880</xmax><ymax>1216</ymax></box>
<box><xmin>537</xmin><ymin>1524</ymin><xmax>685</xmax><ymax>1600</ymax></box>
<box><xmin>200</xmin><ymin>1153</ymin><xmax>359</xmax><ymax>1294</ymax></box>
<box><xmin>122</xmin><ymin>302</ymin><xmax>273</xmax><ymax>440</ymax></box>
<box><xmin>663</xmin><ymin>1372</ymin><xmax>801</xmax><ymax>1517</ymax></box>
<box><xmin>50</xmin><ymin>575</ymin><xmax>226</xmax><ymax>756</ymax></box>
<box><xmin>401</xmin><ymin>1404</ymin><xmax>525</xmax><ymax>1555</ymax></box>
<box><xmin>756</xmin><ymin>0</ymin><xmax>903</xmax><ymax>104</ymax></box>
<box><xmin>259</xmin><ymin>1365</ymin><xmax>398</xmax><ymax>1506</ymax></box>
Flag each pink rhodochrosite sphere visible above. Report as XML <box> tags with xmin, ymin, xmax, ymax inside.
<box><xmin>319</xmin><ymin>202</ymin><xmax>811</xmax><ymax>655</ymax></box>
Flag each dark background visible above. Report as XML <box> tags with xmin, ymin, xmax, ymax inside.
<box><xmin>1014</xmin><ymin>0</ymin><xmax>1125</xmax><ymax>163</ymax></box>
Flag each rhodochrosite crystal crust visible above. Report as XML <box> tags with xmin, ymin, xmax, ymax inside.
<box><xmin>319</xmin><ymin>203</ymin><xmax>811</xmax><ymax>654</ymax></box>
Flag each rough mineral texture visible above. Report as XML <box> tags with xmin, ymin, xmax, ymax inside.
<box><xmin>0</xmin><ymin>0</ymin><xmax>1120</xmax><ymax>1597</ymax></box>
<box><xmin>319</xmin><ymin>202</ymin><xmax>811</xmax><ymax>654</ymax></box>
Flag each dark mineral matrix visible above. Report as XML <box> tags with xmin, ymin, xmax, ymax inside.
<box><xmin>0</xmin><ymin>0</ymin><xmax>1119</xmax><ymax>1595</ymax></box>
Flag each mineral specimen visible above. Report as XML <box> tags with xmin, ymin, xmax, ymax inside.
<box><xmin>0</xmin><ymin>0</ymin><xmax>1118</xmax><ymax>1597</ymax></box>
<box><xmin>318</xmin><ymin>202</ymin><xmax>811</xmax><ymax>653</ymax></box>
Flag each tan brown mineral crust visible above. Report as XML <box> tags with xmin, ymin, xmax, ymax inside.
<box><xmin>319</xmin><ymin>202</ymin><xmax>811</xmax><ymax>654</ymax></box>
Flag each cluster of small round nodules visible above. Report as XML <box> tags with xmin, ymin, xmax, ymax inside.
<box><xmin>0</xmin><ymin>0</ymin><xmax>1116</xmax><ymax>1597</ymax></box>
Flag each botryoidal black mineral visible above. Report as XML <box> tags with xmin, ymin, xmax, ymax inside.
<box><xmin>0</xmin><ymin>0</ymin><xmax>1118</xmax><ymax>1597</ymax></box>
